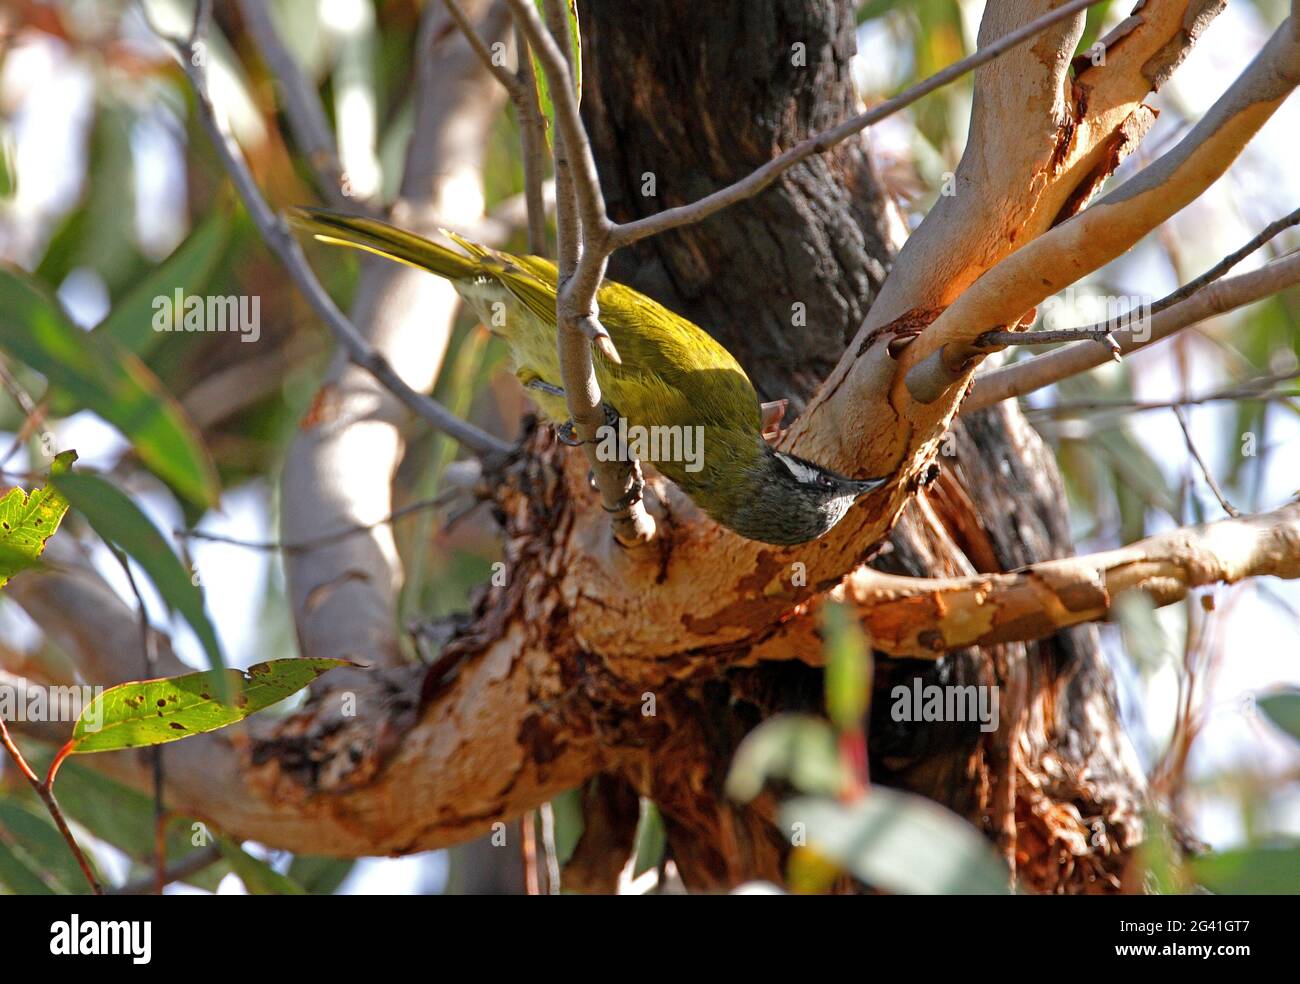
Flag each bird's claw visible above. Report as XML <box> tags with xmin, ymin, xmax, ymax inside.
<box><xmin>602</xmin><ymin>470</ymin><xmax>645</xmax><ymax>513</ymax></box>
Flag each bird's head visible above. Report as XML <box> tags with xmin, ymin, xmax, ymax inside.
<box><xmin>724</xmin><ymin>445</ymin><xmax>887</xmax><ymax>546</ymax></box>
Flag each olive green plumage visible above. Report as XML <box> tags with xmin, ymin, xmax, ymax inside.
<box><xmin>289</xmin><ymin>207</ymin><xmax>884</xmax><ymax>545</ymax></box>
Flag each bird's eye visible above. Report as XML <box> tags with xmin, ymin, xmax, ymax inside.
<box><xmin>818</xmin><ymin>474</ymin><xmax>834</xmax><ymax>488</ymax></box>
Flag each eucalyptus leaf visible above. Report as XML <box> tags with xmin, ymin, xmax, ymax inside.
<box><xmin>1258</xmin><ymin>689</ymin><xmax>1300</xmax><ymax>743</ymax></box>
<box><xmin>0</xmin><ymin>268</ymin><xmax>219</xmax><ymax>507</ymax></box>
<box><xmin>631</xmin><ymin>799</ymin><xmax>666</xmax><ymax>879</ymax></box>
<box><xmin>0</xmin><ymin>450</ymin><xmax>74</xmax><ymax>588</ymax></box>
<box><xmin>1191</xmin><ymin>845</ymin><xmax>1300</xmax><ymax>895</ymax></box>
<box><xmin>0</xmin><ymin>799</ymin><xmax>97</xmax><ymax>895</ymax></box>
<box><xmin>726</xmin><ymin>714</ymin><xmax>844</xmax><ymax>803</ymax></box>
<box><xmin>95</xmin><ymin>209</ymin><xmax>231</xmax><ymax>357</ymax></box>
<box><xmin>781</xmin><ymin>790</ymin><xmax>1010</xmax><ymax>895</ymax></box>
<box><xmin>218</xmin><ymin>840</ymin><xmax>306</xmax><ymax>895</ymax></box>
<box><xmin>822</xmin><ymin>602</ymin><xmax>871</xmax><ymax>732</ymax></box>
<box><xmin>55</xmin><ymin>471</ymin><xmax>225</xmax><ymax>685</ymax></box>
<box><xmin>64</xmin><ymin>657</ymin><xmax>349</xmax><ymax>756</ymax></box>
<box><xmin>528</xmin><ymin>0</ymin><xmax>581</xmax><ymax>149</ymax></box>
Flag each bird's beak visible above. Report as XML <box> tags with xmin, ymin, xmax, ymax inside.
<box><xmin>852</xmin><ymin>476</ymin><xmax>889</xmax><ymax>498</ymax></box>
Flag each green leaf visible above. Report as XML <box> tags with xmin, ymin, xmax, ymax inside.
<box><xmin>0</xmin><ymin>267</ymin><xmax>219</xmax><ymax>507</ymax></box>
<box><xmin>25</xmin><ymin>756</ymin><xmax>227</xmax><ymax>892</ymax></box>
<box><xmin>0</xmin><ymin>799</ymin><xmax>97</xmax><ymax>895</ymax></box>
<box><xmin>822</xmin><ymin>602</ymin><xmax>871</xmax><ymax>732</ymax></box>
<box><xmin>726</xmin><ymin>714</ymin><xmax>845</xmax><ymax>803</ymax></box>
<box><xmin>65</xmin><ymin>657</ymin><xmax>349</xmax><ymax>755</ymax></box>
<box><xmin>0</xmin><ymin>836</ymin><xmax>57</xmax><ymax>895</ymax></box>
<box><xmin>218</xmin><ymin>840</ymin><xmax>306</xmax><ymax>895</ymax></box>
<box><xmin>54</xmin><ymin>470</ymin><xmax>226</xmax><ymax>685</ymax></box>
<box><xmin>631</xmin><ymin>799</ymin><xmax>666</xmax><ymax>879</ymax></box>
<box><xmin>0</xmin><ymin>128</ymin><xmax>15</xmax><ymax>200</ymax></box>
<box><xmin>94</xmin><ymin>209</ymin><xmax>231</xmax><ymax>357</ymax></box>
<box><xmin>0</xmin><ymin>451</ymin><xmax>75</xmax><ymax>588</ymax></box>
<box><xmin>529</xmin><ymin>0</ymin><xmax>581</xmax><ymax>149</ymax></box>
<box><xmin>1191</xmin><ymin>845</ymin><xmax>1300</xmax><ymax>895</ymax></box>
<box><xmin>780</xmin><ymin>790</ymin><xmax>1010</xmax><ymax>895</ymax></box>
<box><xmin>287</xmin><ymin>855</ymin><xmax>355</xmax><ymax>895</ymax></box>
<box><xmin>1258</xmin><ymin>689</ymin><xmax>1300</xmax><ymax>743</ymax></box>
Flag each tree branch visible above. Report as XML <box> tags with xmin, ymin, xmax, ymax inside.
<box><xmin>963</xmin><ymin>250</ymin><xmax>1300</xmax><ymax>412</ymax></box>
<box><xmin>837</xmin><ymin>499</ymin><xmax>1300</xmax><ymax>658</ymax></box>
<box><xmin>605</xmin><ymin>0</ymin><xmax>1108</xmax><ymax>249</ymax></box>
<box><xmin>235</xmin><ymin>0</ymin><xmax>355</xmax><ymax>210</ymax></box>
<box><xmin>507</xmin><ymin>0</ymin><xmax>654</xmax><ymax>545</ymax></box>
<box><xmin>140</xmin><ymin>2</ymin><xmax>509</xmax><ymax>458</ymax></box>
<box><xmin>904</xmin><ymin>15</ymin><xmax>1300</xmax><ymax>402</ymax></box>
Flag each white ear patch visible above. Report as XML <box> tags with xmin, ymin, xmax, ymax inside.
<box><xmin>775</xmin><ymin>452</ymin><xmax>823</xmax><ymax>486</ymax></box>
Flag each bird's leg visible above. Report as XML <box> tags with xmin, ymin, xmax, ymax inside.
<box><xmin>527</xmin><ymin>380</ymin><xmax>622</xmax><ymax>448</ymax></box>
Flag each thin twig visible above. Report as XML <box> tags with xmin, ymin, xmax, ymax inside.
<box><xmin>107</xmin><ymin>545</ymin><xmax>167</xmax><ymax>894</ymax></box>
<box><xmin>513</xmin><ymin>22</ymin><xmax>549</xmax><ymax>257</ymax></box>
<box><xmin>0</xmin><ymin>358</ymin><xmax>54</xmax><ymax>468</ymax></box>
<box><xmin>0</xmin><ymin>715</ymin><xmax>103</xmax><ymax>894</ymax></box>
<box><xmin>976</xmin><ymin>325</ymin><xmax>1122</xmax><ymax>355</ymax></box>
<box><xmin>109</xmin><ymin>845</ymin><xmax>223</xmax><ymax>896</ymax></box>
<box><xmin>1172</xmin><ymin>405</ymin><xmax>1241</xmax><ymax>518</ymax></box>
<box><xmin>964</xmin><ymin>251</ymin><xmax>1300</xmax><ymax>414</ymax></box>
<box><xmin>442</xmin><ymin>0</ymin><xmax>522</xmax><ymax>95</ymax></box>
<box><xmin>1025</xmin><ymin>368</ymin><xmax>1298</xmax><ymax>416</ymax></box>
<box><xmin>175</xmin><ymin>489</ymin><xmax>462</xmax><ymax>553</ymax></box>
<box><xmin>235</xmin><ymin>0</ymin><xmax>356</xmax><ymax>210</ymax></box>
<box><xmin>442</xmin><ymin>1</ymin><xmax>549</xmax><ymax>256</ymax></box>
<box><xmin>139</xmin><ymin>1</ymin><xmax>511</xmax><ymax>460</ymax></box>
<box><xmin>605</xmin><ymin>0</ymin><xmax>1108</xmax><ymax>250</ymax></box>
<box><xmin>1153</xmin><ymin>206</ymin><xmax>1300</xmax><ymax>314</ymax></box>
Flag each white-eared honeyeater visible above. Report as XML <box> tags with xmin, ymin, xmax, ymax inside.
<box><xmin>289</xmin><ymin>207</ymin><xmax>886</xmax><ymax>545</ymax></box>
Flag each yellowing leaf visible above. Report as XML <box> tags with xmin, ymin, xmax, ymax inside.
<box><xmin>0</xmin><ymin>450</ymin><xmax>75</xmax><ymax>588</ymax></box>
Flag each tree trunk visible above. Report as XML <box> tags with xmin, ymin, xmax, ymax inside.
<box><xmin>581</xmin><ymin>0</ymin><xmax>1146</xmax><ymax>892</ymax></box>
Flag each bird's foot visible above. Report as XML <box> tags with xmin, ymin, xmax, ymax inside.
<box><xmin>555</xmin><ymin>402</ymin><xmax>621</xmax><ymax>446</ymax></box>
<box><xmin>602</xmin><ymin>469</ymin><xmax>645</xmax><ymax>513</ymax></box>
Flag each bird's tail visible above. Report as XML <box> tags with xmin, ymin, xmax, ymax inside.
<box><xmin>287</xmin><ymin>206</ymin><xmax>482</xmax><ymax>283</ymax></box>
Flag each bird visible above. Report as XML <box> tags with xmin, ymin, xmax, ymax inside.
<box><xmin>288</xmin><ymin>207</ymin><xmax>887</xmax><ymax>545</ymax></box>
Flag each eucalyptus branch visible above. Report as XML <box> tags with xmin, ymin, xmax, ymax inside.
<box><xmin>442</xmin><ymin>0</ymin><xmax>550</xmax><ymax>255</ymax></box>
<box><xmin>507</xmin><ymin>0</ymin><xmax>652</xmax><ymax>545</ymax></box>
<box><xmin>1172</xmin><ymin>405</ymin><xmax>1242</xmax><ymax>518</ymax></box>
<box><xmin>605</xmin><ymin>0</ymin><xmax>1107</xmax><ymax>250</ymax></box>
<box><xmin>963</xmin><ymin>251</ymin><xmax>1300</xmax><ymax>413</ymax></box>
<box><xmin>514</xmin><ymin>22</ymin><xmax>550</xmax><ymax>257</ymax></box>
<box><xmin>109</xmin><ymin>846</ymin><xmax>223</xmax><ymax>896</ymax></box>
<box><xmin>235</xmin><ymin>0</ymin><xmax>355</xmax><ymax>210</ymax></box>
<box><xmin>976</xmin><ymin>205</ymin><xmax>1300</xmax><ymax>354</ymax></box>
<box><xmin>140</xmin><ymin>1</ymin><xmax>510</xmax><ymax>459</ymax></box>
<box><xmin>106</xmin><ymin>546</ymin><xmax>168</xmax><ymax>893</ymax></box>
<box><xmin>176</xmin><ymin>489</ymin><xmax>463</xmax><ymax>553</ymax></box>
<box><xmin>907</xmin><ymin>17</ymin><xmax>1300</xmax><ymax>403</ymax></box>
<box><xmin>0</xmin><ymin>715</ymin><xmax>102</xmax><ymax>894</ymax></box>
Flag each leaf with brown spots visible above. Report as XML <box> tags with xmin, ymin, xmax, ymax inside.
<box><xmin>63</xmin><ymin>658</ymin><xmax>352</xmax><ymax>757</ymax></box>
<box><xmin>0</xmin><ymin>450</ymin><xmax>75</xmax><ymax>589</ymax></box>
